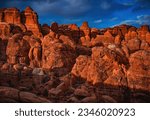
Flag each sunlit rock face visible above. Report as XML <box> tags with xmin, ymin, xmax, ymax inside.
<box><xmin>0</xmin><ymin>7</ymin><xmax>150</xmax><ymax>103</ymax></box>
<box><xmin>21</xmin><ymin>6</ymin><xmax>42</xmax><ymax>37</ymax></box>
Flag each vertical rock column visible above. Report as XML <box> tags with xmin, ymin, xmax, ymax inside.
<box><xmin>22</xmin><ymin>7</ymin><xmax>42</xmax><ymax>37</ymax></box>
<box><xmin>80</xmin><ymin>21</ymin><xmax>91</xmax><ymax>47</ymax></box>
<box><xmin>4</xmin><ymin>8</ymin><xmax>21</xmax><ymax>24</ymax></box>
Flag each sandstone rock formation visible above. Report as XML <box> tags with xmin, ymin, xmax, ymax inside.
<box><xmin>42</xmin><ymin>34</ymin><xmax>77</xmax><ymax>76</ymax></box>
<box><xmin>4</xmin><ymin>8</ymin><xmax>21</xmax><ymax>24</ymax></box>
<box><xmin>51</xmin><ymin>22</ymin><xmax>59</xmax><ymax>33</ymax></box>
<box><xmin>28</xmin><ymin>39</ymin><xmax>42</xmax><ymax>68</ymax></box>
<box><xmin>0</xmin><ymin>86</ymin><xmax>50</xmax><ymax>102</ymax></box>
<box><xmin>0</xmin><ymin>7</ymin><xmax>150</xmax><ymax>103</ymax></box>
<box><xmin>22</xmin><ymin>7</ymin><xmax>42</xmax><ymax>37</ymax></box>
<box><xmin>6</xmin><ymin>34</ymin><xmax>30</xmax><ymax>65</ymax></box>
<box><xmin>71</xmin><ymin>46</ymin><xmax>128</xmax><ymax>85</ymax></box>
<box><xmin>41</xmin><ymin>24</ymin><xmax>50</xmax><ymax>36</ymax></box>
<box><xmin>80</xmin><ymin>21</ymin><xmax>91</xmax><ymax>46</ymax></box>
<box><xmin>0</xmin><ymin>22</ymin><xmax>11</xmax><ymax>38</ymax></box>
<box><xmin>0</xmin><ymin>7</ymin><xmax>42</xmax><ymax>38</ymax></box>
<box><xmin>127</xmin><ymin>50</ymin><xmax>150</xmax><ymax>91</ymax></box>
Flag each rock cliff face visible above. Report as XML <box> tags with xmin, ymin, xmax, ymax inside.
<box><xmin>0</xmin><ymin>7</ymin><xmax>42</xmax><ymax>38</ymax></box>
<box><xmin>6</xmin><ymin>33</ymin><xmax>30</xmax><ymax>65</ymax></box>
<box><xmin>0</xmin><ymin>7</ymin><xmax>150</xmax><ymax>103</ymax></box>
<box><xmin>4</xmin><ymin>8</ymin><xmax>21</xmax><ymax>24</ymax></box>
<box><xmin>0</xmin><ymin>8</ymin><xmax>21</xmax><ymax>24</ymax></box>
<box><xmin>21</xmin><ymin>7</ymin><xmax>42</xmax><ymax>37</ymax></box>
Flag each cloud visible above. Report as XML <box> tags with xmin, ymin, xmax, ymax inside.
<box><xmin>120</xmin><ymin>20</ymin><xmax>136</xmax><ymax>25</ymax></box>
<box><xmin>100</xmin><ymin>1</ymin><xmax>111</xmax><ymax>10</ymax></box>
<box><xmin>0</xmin><ymin>0</ymin><xmax>91</xmax><ymax>17</ymax></box>
<box><xmin>136</xmin><ymin>15</ymin><xmax>150</xmax><ymax>24</ymax></box>
<box><xmin>0</xmin><ymin>0</ymin><xmax>150</xmax><ymax>28</ymax></box>
<box><xmin>31</xmin><ymin>0</ymin><xmax>91</xmax><ymax>17</ymax></box>
<box><xmin>94</xmin><ymin>19</ymin><xmax>102</xmax><ymax>23</ymax></box>
<box><xmin>135</xmin><ymin>0</ymin><xmax>150</xmax><ymax>3</ymax></box>
<box><xmin>122</xmin><ymin>2</ymin><xmax>134</xmax><ymax>6</ymax></box>
<box><xmin>61</xmin><ymin>18</ymin><xmax>81</xmax><ymax>24</ymax></box>
<box><xmin>0</xmin><ymin>0</ymin><xmax>133</xmax><ymax>19</ymax></box>
<box><xmin>118</xmin><ymin>15</ymin><xmax>150</xmax><ymax>26</ymax></box>
<box><xmin>31</xmin><ymin>0</ymin><xmax>131</xmax><ymax>19</ymax></box>
<box><xmin>133</xmin><ymin>0</ymin><xmax>150</xmax><ymax>11</ymax></box>
<box><xmin>110</xmin><ymin>17</ymin><xmax>118</xmax><ymax>21</ymax></box>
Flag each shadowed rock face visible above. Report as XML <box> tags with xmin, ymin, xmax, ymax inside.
<box><xmin>0</xmin><ymin>7</ymin><xmax>150</xmax><ymax>103</ymax></box>
<box><xmin>0</xmin><ymin>22</ymin><xmax>11</xmax><ymax>38</ymax></box>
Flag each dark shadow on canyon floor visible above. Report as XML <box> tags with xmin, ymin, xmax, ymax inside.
<box><xmin>0</xmin><ymin>72</ymin><xmax>150</xmax><ymax>103</ymax></box>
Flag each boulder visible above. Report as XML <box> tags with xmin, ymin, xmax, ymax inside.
<box><xmin>42</xmin><ymin>35</ymin><xmax>77</xmax><ymax>76</ymax></box>
<box><xmin>140</xmin><ymin>40</ymin><xmax>149</xmax><ymax>50</ymax></box>
<box><xmin>74</xmin><ymin>86</ymin><xmax>90</xmax><ymax>97</ymax></box>
<box><xmin>91</xmin><ymin>28</ymin><xmax>100</xmax><ymax>38</ymax></box>
<box><xmin>0</xmin><ymin>86</ymin><xmax>19</xmax><ymax>101</ymax></box>
<box><xmin>127</xmin><ymin>38</ymin><xmax>141</xmax><ymax>53</ymax></box>
<box><xmin>19</xmin><ymin>91</ymin><xmax>50</xmax><ymax>102</ymax></box>
<box><xmin>91</xmin><ymin>31</ymin><xmax>115</xmax><ymax>46</ymax></box>
<box><xmin>80</xmin><ymin>36</ymin><xmax>91</xmax><ymax>47</ymax></box>
<box><xmin>68</xmin><ymin>24</ymin><xmax>80</xmax><ymax>42</ymax></box>
<box><xmin>6</xmin><ymin>33</ymin><xmax>30</xmax><ymax>65</ymax></box>
<box><xmin>127</xmin><ymin>50</ymin><xmax>150</xmax><ymax>92</ymax></box>
<box><xmin>13</xmin><ymin>64</ymin><xmax>24</xmax><ymax>71</ymax></box>
<box><xmin>0</xmin><ymin>22</ymin><xmax>11</xmax><ymax>38</ymax></box>
<box><xmin>81</xmin><ymin>94</ymin><xmax>97</xmax><ymax>103</ymax></box>
<box><xmin>59</xmin><ymin>35</ymin><xmax>76</xmax><ymax>49</ymax></box>
<box><xmin>146</xmin><ymin>32</ymin><xmax>150</xmax><ymax>44</ymax></box>
<box><xmin>41</xmin><ymin>24</ymin><xmax>50</xmax><ymax>36</ymax></box>
<box><xmin>137</xmin><ymin>25</ymin><xmax>149</xmax><ymax>41</ymax></box>
<box><xmin>51</xmin><ymin>22</ymin><xmax>58</xmax><ymax>33</ymax></box>
<box><xmin>32</xmin><ymin>68</ymin><xmax>45</xmax><ymax>76</ymax></box>
<box><xmin>138</xmin><ymin>25</ymin><xmax>149</xmax><ymax>32</ymax></box>
<box><xmin>72</xmin><ymin>46</ymin><xmax>127</xmax><ymax>85</ymax></box>
<box><xmin>101</xmin><ymin>95</ymin><xmax>117</xmax><ymax>103</ymax></box>
<box><xmin>125</xmin><ymin>31</ymin><xmax>138</xmax><ymax>41</ymax></box>
<box><xmin>1</xmin><ymin>63</ymin><xmax>10</xmax><ymax>71</ymax></box>
<box><xmin>91</xmin><ymin>35</ymin><xmax>104</xmax><ymax>47</ymax></box>
<box><xmin>71</xmin><ymin>55</ymin><xmax>91</xmax><ymax>80</ymax></box>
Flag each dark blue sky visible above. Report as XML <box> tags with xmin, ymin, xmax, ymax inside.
<box><xmin>0</xmin><ymin>0</ymin><xmax>150</xmax><ymax>28</ymax></box>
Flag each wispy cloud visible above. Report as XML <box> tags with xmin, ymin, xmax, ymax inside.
<box><xmin>0</xmin><ymin>0</ymin><xmax>150</xmax><ymax>28</ymax></box>
<box><xmin>31</xmin><ymin>0</ymin><xmax>91</xmax><ymax>17</ymax></box>
<box><xmin>122</xmin><ymin>2</ymin><xmax>134</xmax><ymax>6</ymax></box>
<box><xmin>120</xmin><ymin>15</ymin><xmax>150</xmax><ymax>25</ymax></box>
<box><xmin>100</xmin><ymin>1</ymin><xmax>111</xmax><ymax>10</ymax></box>
<box><xmin>94</xmin><ymin>19</ymin><xmax>102</xmax><ymax>23</ymax></box>
<box><xmin>61</xmin><ymin>18</ymin><xmax>81</xmax><ymax>24</ymax></box>
<box><xmin>112</xmin><ymin>15</ymin><xmax>150</xmax><ymax>27</ymax></box>
<box><xmin>110</xmin><ymin>17</ymin><xmax>118</xmax><ymax>21</ymax></box>
<box><xmin>133</xmin><ymin>0</ymin><xmax>150</xmax><ymax>11</ymax></box>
